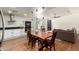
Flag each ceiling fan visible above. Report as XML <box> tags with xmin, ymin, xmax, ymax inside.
<box><xmin>53</xmin><ymin>13</ymin><xmax>61</xmax><ymax>18</ymax></box>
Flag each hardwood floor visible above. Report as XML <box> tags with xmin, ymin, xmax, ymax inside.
<box><xmin>2</xmin><ymin>35</ymin><xmax>79</xmax><ymax>51</ymax></box>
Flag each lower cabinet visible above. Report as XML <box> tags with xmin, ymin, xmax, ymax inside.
<box><xmin>4</xmin><ymin>29</ymin><xmax>25</xmax><ymax>41</ymax></box>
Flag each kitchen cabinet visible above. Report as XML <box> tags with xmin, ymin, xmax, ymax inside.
<box><xmin>3</xmin><ymin>29</ymin><xmax>25</xmax><ymax>41</ymax></box>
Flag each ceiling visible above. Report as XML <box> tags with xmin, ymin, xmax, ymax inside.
<box><xmin>0</xmin><ymin>7</ymin><xmax>79</xmax><ymax>19</ymax></box>
<box><xmin>0</xmin><ymin>7</ymin><xmax>34</xmax><ymax>17</ymax></box>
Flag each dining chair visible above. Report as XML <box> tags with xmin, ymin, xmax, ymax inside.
<box><xmin>27</xmin><ymin>30</ymin><xmax>38</xmax><ymax>48</ymax></box>
<box><xmin>39</xmin><ymin>31</ymin><xmax>57</xmax><ymax>51</ymax></box>
<box><xmin>31</xmin><ymin>35</ymin><xmax>38</xmax><ymax>48</ymax></box>
<box><xmin>27</xmin><ymin>30</ymin><xmax>32</xmax><ymax>45</ymax></box>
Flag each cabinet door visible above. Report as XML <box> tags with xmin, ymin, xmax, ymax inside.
<box><xmin>4</xmin><ymin>30</ymin><xmax>12</xmax><ymax>40</ymax></box>
<box><xmin>12</xmin><ymin>29</ymin><xmax>19</xmax><ymax>37</ymax></box>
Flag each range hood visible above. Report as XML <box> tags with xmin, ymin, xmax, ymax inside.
<box><xmin>8</xmin><ymin>14</ymin><xmax>15</xmax><ymax>22</ymax></box>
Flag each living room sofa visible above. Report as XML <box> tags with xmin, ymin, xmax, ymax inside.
<box><xmin>53</xmin><ymin>28</ymin><xmax>77</xmax><ymax>43</ymax></box>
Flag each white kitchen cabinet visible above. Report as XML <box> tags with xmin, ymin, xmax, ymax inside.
<box><xmin>3</xmin><ymin>29</ymin><xmax>25</xmax><ymax>41</ymax></box>
<box><xmin>4</xmin><ymin>30</ymin><xmax>12</xmax><ymax>41</ymax></box>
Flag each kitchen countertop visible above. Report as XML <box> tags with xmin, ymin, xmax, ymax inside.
<box><xmin>0</xmin><ymin>27</ymin><xmax>24</xmax><ymax>30</ymax></box>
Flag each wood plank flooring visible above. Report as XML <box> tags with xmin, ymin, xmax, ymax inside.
<box><xmin>1</xmin><ymin>35</ymin><xmax>79</xmax><ymax>51</ymax></box>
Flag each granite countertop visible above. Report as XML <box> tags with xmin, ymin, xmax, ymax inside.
<box><xmin>0</xmin><ymin>27</ymin><xmax>24</xmax><ymax>30</ymax></box>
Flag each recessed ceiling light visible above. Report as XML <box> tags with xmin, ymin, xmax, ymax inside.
<box><xmin>8</xmin><ymin>10</ymin><xmax>12</xmax><ymax>14</ymax></box>
<box><xmin>24</xmin><ymin>14</ymin><xmax>27</xmax><ymax>16</ymax></box>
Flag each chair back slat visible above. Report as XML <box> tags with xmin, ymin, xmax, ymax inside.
<box><xmin>50</xmin><ymin>31</ymin><xmax>57</xmax><ymax>45</ymax></box>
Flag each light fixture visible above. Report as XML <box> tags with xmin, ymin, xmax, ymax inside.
<box><xmin>24</xmin><ymin>14</ymin><xmax>27</xmax><ymax>16</ymax></box>
<box><xmin>43</xmin><ymin>17</ymin><xmax>44</xmax><ymax>19</ymax></box>
<box><xmin>36</xmin><ymin>9</ymin><xmax>38</xmax><ymax>12</ymax></box>
<box><xmin>53</xmin><ymin>13</ymin><xmax>61</xmax><ymax>18</ymax></box>
<box><xmin>36</xmin><ymin>8</ymin><xmax>43</xmax><ymax>14</ymax></box>
<box><xmin>8</xmin><ymin>10</ymin><xmax>12</xmax><ymax>14</ymax></box>
<box><xmin>42</xmin><ymin>7</ymin><xmax>45</xmax><ymax>9</ymax></box>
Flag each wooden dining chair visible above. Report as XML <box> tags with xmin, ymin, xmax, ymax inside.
<box><xmin>27</xmin><ymin>30</ymin><xmax>32</xmax><ymax>45</ymax></box>
<box><xmin>39</xmin><ymin>31</ymin><xmax>57</xmax><ymax>51</ymax></box>
<box><xmin>31</xmin><ymin>35</ymin><xmax>38</xmax><ymax>48</ymax></box>
<box><xmin>27</xmin><ymin>30</ymin><xmax>38</xmax><ymax>48</ymax></box>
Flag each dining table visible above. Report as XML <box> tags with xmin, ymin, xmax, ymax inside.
<box><xmin>31</xmin><ymin>31</ymin><xmax>53</xmax><ymax>50</ymax></box>
<box><xmin>31</xmin><ymin>31</ymin><xmax>53</xmax><ymax>40</ymax></box>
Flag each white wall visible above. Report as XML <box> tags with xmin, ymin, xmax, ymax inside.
<box><xmin>52</xmin><ymin>14</ymin><xmax>79</xmax><ymax>34</ymax></box>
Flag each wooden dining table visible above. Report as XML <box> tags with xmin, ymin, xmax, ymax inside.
<box><xmin>31</xmin><ymin>31</ymin><xmax>53</xmax><ymax>40</ymax></box>
<box><xmin>31</xmin><ymin>31</ymin><xmax>53</xmax><ymax>50</ymax></box>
